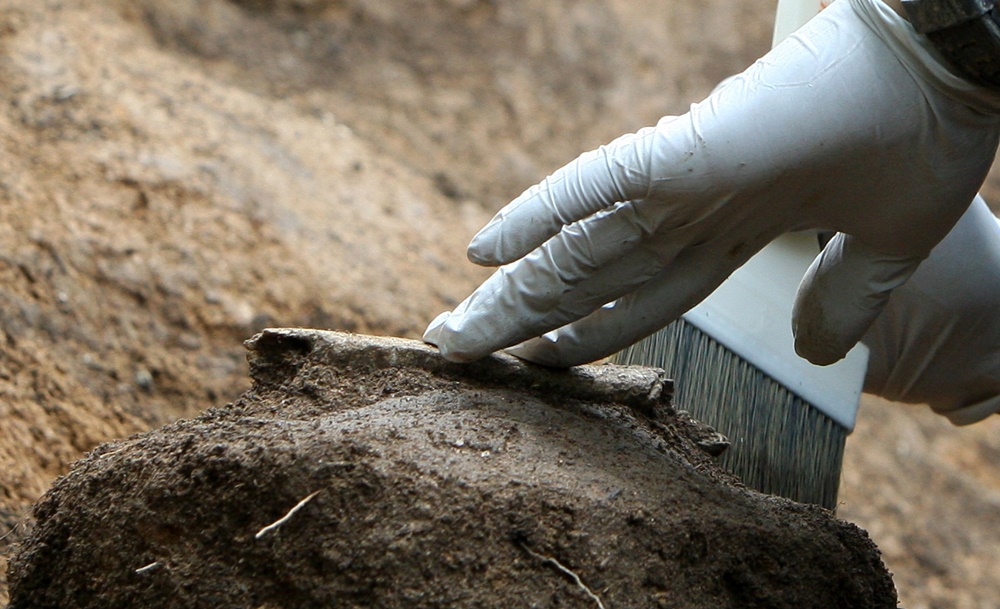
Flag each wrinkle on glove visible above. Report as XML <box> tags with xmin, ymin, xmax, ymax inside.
<box><xmin>860</xmin><ymin>197</ymin><xmax>1000</xmax><ymax>425</ymax></box>
<box><xmin>424</xmin><ymin>0</ymin><xmax>1000</xmax><ymax>367</ymax></box>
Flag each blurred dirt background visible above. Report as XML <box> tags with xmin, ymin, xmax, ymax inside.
<box><xmin>0</xmin><ymin>0</ymin><xmax>997</xmax><ymax>607</ymax></box>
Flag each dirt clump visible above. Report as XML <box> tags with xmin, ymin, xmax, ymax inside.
<box><xmin>7</xmin><ymin>330</ymin><xmax>896</xmax><ymax>609</ymax></box>
<box><xmin>1</xmin><ymin>0</ymin><xmax>999</xmax><ymax>606</ymax></box>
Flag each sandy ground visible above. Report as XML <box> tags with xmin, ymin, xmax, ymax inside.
<box><xmin>840</xmin><ymin>399</ymin><xmax>1000</xmax><ymax>609</ymax></box>
<box><xmin>1</xmin><ymin>0</ymin><xmax>998</xmax><ymax>607</ymax></box>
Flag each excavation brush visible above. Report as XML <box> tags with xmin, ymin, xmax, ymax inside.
<box><xmin>615</xmin><ymin>0</ymin><xmax>869</xmax><ymax>510</ymax></box>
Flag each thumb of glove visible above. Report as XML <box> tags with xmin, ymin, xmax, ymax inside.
<box><xmin>792</xmin><ymin>233</ymin><xmax>924</xmax><ymax>366</ymax></box>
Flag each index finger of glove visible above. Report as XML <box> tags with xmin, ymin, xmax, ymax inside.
<box><xmin>468</xmin><ymin>128</ymin><xmax>657</xmax><ymax>266</ymax></box>
<box><xmin>424</xmin><ymin>201</ymin><xmax>679</xmax><ymax>363</ymax></box>
<box><xmin>505</xmin><ymin>234</ymin><xmax>761</xmax><ymax>367</ymax></box>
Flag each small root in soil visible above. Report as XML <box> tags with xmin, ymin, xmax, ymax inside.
<box><xmin>255</xmin><ymin>490</ymin><xmax>321</xmax><ymax>539</ymax></box>
<box><xmin>134</xmin><ymin>562</ymin><xmax>161</xmax><ymax>575</ymax></box>
<box><xmin>519</xmin><ymin>541</ymin><xmax>606</xmax><ymax>609</ymax></box>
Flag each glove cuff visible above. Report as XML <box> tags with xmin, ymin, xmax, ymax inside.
<box><xmin>902</xmin><ymin>0</ymin><xmax>1000</xmax><ymax>88</ymax></box>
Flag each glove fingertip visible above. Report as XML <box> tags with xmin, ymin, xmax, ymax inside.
<box><xmin>792</xmin><ymin>327</ymin><xmax>849</xmax><ymax>367</ymax></box>
<box><xmin>504</xmin><ymin>332</ymin><xmax>601</xmax><ymax>369</ymax></box>
<box><xmin>421</xmin><ymin>311</ymin><xmax>452</xmax><ymax>350</ymax></box>
<box><xmin>466</xmin><ymin>244</ymin><xmax>498</xmax><ymax>266</ymax></box>
<box><xmin>422</xmin><ymin>310</ymin><xmax>490</xmax><ymax>363</ymax></box>
<box><xmin>504</xmin><ymin>339</ymin><xmax>564</xmax><ymax>368</ymax></box>
<box><xmin>467</xmin><ymin>225</ymin><xmax>508</xmax><ymax>266</ymax></box>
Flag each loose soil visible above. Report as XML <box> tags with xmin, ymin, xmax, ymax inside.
<box><xmin>7</xmin><ymin>330</ymin><xmax>896</xmax><ymax>608</ymax></box>
<box><xmin>1</xmin><ymin>0</ymin><xmax>999</xmax><ymax>607</ymax></box>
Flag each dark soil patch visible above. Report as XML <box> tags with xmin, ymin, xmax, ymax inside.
<box><xmin>8</xmin><ymin>330</ymin><xmax>896</xmax><ymax>608</ymax></box>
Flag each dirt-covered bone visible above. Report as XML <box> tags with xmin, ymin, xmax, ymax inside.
<box><xmin>7</xmin><ymin>330</ymin><xmax>896</xmax><ymax>608</ymax></box>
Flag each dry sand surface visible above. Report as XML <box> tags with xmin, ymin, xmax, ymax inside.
<box><xmin>1</xmin><ymin>0</ymin><xmax>998</xmax><ymax>607</ymax></box>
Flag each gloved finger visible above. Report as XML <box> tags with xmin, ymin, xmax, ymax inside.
<box><xmin>467</xmin><ymin>125</ymin><xmax>666</xmax><ymax>266</ymax></box>
<box><xmin>423</xmin><ymin>202</ymin><xmax>686</xmax><ymax>363</ymax></box>
<box><xmin>860</xmin><ymin>196</ymin><xmax>1000</xmax><ymax>422</ymax></box>
<box><xmin>505</xmin><ymin>232</ymin><xmax>770</xmax><ymax>367</ymax></box>
<box><xmin>792</xmin><ymin>233</ymin><xmax>924</xmax><ymax>367</ymax></box>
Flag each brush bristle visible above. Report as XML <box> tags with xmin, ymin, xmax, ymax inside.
<box><xmin>614</xmin><ymin>318</ymin><xmax>845</xmax><ymax>510</ymax></box>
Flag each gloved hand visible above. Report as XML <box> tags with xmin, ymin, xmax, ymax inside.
<box><xmin>858</xmin><ymin>195</ymin><xmax>1000</xmax><ymax>425</ymax></box>
<box><xmin>424</xmin><ymin>0</ymin><xmax>1000</xmax><ymax>367</ymax></box>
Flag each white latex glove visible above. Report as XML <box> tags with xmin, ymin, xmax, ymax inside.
<box><xmin>859</xmin><ymin>195</ymin><xmax>1000</xmax><ymax>425</ymax></box>
<box><xmin>425</xmin><ymin>0</ymin><xmax>1000</xmax><ymax>366</ymax></box>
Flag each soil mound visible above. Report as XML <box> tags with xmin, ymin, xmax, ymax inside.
<box><xmin>8</xmin><ymin>330</ymin><xmax>895</xmax><ymax>608</ymax></box>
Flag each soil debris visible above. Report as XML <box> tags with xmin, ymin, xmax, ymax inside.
<box><xmin>7</xmin><ymin>330</ymin><xmax>897</xmax><ymax>608</ymax></box>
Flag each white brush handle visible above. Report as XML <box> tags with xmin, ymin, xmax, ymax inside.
<box><xmin>680</xmin><ymin>0</ymin><xmax>869</xmax><ymax>431</ymax></box>
<box><xmin>772</xmin><ymin>0</ymin><xmax>825</xmax><ymax>47</ymax></box>
<box><xmin>682</xmin><ymin>234</ymin><xmax>869</xmax><ymax>430</ymax></box>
